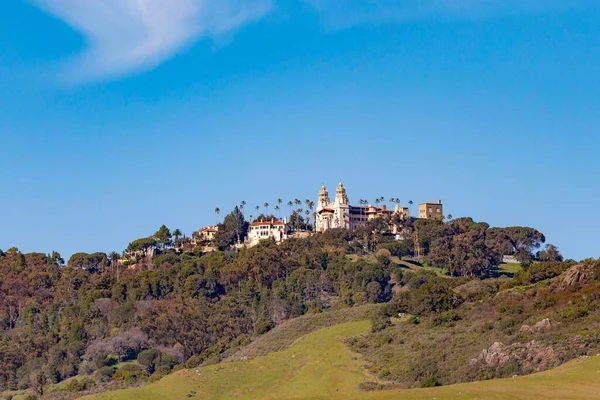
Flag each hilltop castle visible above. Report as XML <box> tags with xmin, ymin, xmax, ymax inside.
<box><xmin>315</xmin><ymin>182</ymin><xmax>411</xmax><ymax>233</ymax></box>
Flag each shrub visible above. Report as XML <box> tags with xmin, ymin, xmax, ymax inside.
<box><xmin>138</xmin><ymin>349</ymin><xmax>161</xmax><ymax>374</ymax></box>
<box><xmin>375</xmin><ymin>248</ymin><xmax>392</xmax><ymax>258</ymax></box>
<box><xmin>431</xmin><ymin>311</ymin><xmax>462</xmax><ymax>327</ymax></box>
<box><xmin>560</xmin><ymin>306</ymin><xmax>588</xmax><ymax>322</ymax></box>
<box><xmin>95</xmin><ymin>366</ymin><xmax>116</xmax><ymax>383</ymax></box>
<box><xmin>370</xmin><ymin>314</ymin><xmax>391</xmax><ymax>333</ymax></box>
<box><xmin>184</xmin><ymin>355</ymin><xmax>204</xmax><ymax>369</ymax></box>
<box><xmin>420</xmin><ymin>375</ymin><xmax>440</xmax><ymax>388</ymax></box>
<box><xmin>378</xmin><ymin>368</ymin><xmax>391</xmax><ymax>379</ymax></box>
<box><xmin>408</xmin><ymin>281</ymin><xmax>461</xmax><ymax>315</ymax></box>
<box><xmin>152</xmin><ymin>254</ymin><xmax>179</xmax><ymax>268</ymax></box>
<box><xmin>255</xmin><ymin>320</ymin><xmax>274</xmax><ymax>335</ymax></box>
<box><xmin>65</xmin><ymin>377</ymin><xmax>93</xmax><ymax>392</ymax></box>
<box><xmin>112</xmin><ymin>364</ymin><xmax>148</xmax><ymax>383</ymax></box>
<box><xmin>358</xmin><ymin>381</ymin><xmax>384</xmax><ymax>391</ymax></box>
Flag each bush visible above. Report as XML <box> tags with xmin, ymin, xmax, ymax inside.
<box><xmin>370</xmin><ymin>313</ymin><xmax>391</xmax><ymax>333</ymax></box>
<box><xmin>431</xmin><ymin>311</ymin><xmax>462</xmax><ymax>327</ymax></box>
<box><xmin>95</xmin><ymin>366</ymin><xmax>116</xmax><ymax>383</ymax></box>
<box><xmin>408</xmin><ymin>281</ymin><xmax>461</xmax><ymax>315</ymax></box>
<box><xmin>138</xmin><ymin>349</ymin><xmax>161</xmax><ymax>374</ymax></box>
<box><xmin>358</xmin><ymin>381</ymin><xmax>384</xmax><ymax>391</ymax></box>
<box><xmin>112</xmin><ymin>364</ymin><xmax>148</xmax><ymax>383</ymax></box>
<box><xmin>512</xmin><ymin>261</ymin><xmax>573</xmax><ymax>285</ymax></box>
<box><xmin>65</xmin><ymin>377</ymin><xmax>94</xmax><ymax>392</ymax></box>
<box><xmin>255</xmin><ymin>320</ymin><xmax>274</xmax><ymax>335</ymax></box>
<box><xmin>378</xmin><ymin>368</ymin><xmax>391</xmax><ymax>379</ymax></box>
<box><xmin>149</xmin><ymin>365</ymin><xmax>172</xmax><ymax>382</ymax></box>
<box><xmin>184</xmin><ymin>355</ymin><xmax>204</xmax><ymax>369</ymax></box>
<box><xmin>560</xmin><ymin>306</ymin><xmax>588</xmax><ymax>322</ymax></box>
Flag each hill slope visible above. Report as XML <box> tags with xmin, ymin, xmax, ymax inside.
<box><xmin>83</xmin><ymin>320</ymin><xmax>600</xmax><ymax>400</ymax></box>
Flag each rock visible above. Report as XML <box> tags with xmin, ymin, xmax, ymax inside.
<box><xmin>519</xmin><ymin>318</ymin><xmax>552</xmax><ymax>334</ymax></box>
<box><xmin>534</xmin><ymin>318</ymin><xmax>552</xmax><ymax>331</ymax></box>
<box><xmin>519</xmin><ymin>325</ymin><xmax>534</xmax><ymax>334</ymax></box>
<box><xmin>471</xmin><ymin>340</ymin><xmax>557</xmax><ymax>371</ymax></box>
<box><xmin>560</xmin><ymin>264</ymin><xmax>596</xmax><ymax>288</ymax></box>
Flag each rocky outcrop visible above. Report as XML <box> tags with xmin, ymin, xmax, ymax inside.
<box><xmin>560</xmin><ymin>263</ymin><xmax>598</xmax><ymax>288</ymax></box>
<box><xmin>519</xmin><ymin>318</ymin><xmax>553</xmax><ymax>334</ymax></box>
<box><xmin>471</xmin><ymin>340</ymin><xmax>557</xmax><ymax>371</ymax></box>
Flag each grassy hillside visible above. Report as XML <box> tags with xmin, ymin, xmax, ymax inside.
<box><xmin>82</xmin><ymin>320</ymin><xmax>600</xmax><ymax>400</ymax></box>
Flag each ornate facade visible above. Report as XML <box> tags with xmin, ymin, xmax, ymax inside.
<box><xmin>246</xmin><ymin>218</ymin><xmax>288</xmax><ymax>247</ymax></box>
<box><xmin>315</xmin><ymin>182</ymin><xmax>410</xmax><ymax>233</ymax></box>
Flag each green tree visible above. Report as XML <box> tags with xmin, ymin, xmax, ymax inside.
<box><xmin>173</xmin><ymin>229</ymin><xmax>182</xmax><ymax>243</ymax></box>
<box><xmin>214</xmin><ymin>206</ymin><xmax>249</xmax><ymax>250</ymax></box>
<box><xmin>536</xmin><ymin>244</ymin><xmax>563</xmax><ymax>262</ymax></box>
<box><xmin>138</xmin><ymin>348</ymin><xmax>161</xmax><ymax>374</ymax></box>
<box><xmin>486</xmin><ymin>227</ymin><xmax>546</xmax><ymax>267</ymax></box>
<box><xmin>154</xmin><ymin>225</ymin><xmax>172</xmax><ymax>249</ymax></box>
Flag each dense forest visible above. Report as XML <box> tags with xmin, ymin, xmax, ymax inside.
<box><xmin>0</xmin><ymin>208</ymin><xmax>569</xmax><ymax>396</ymax></box>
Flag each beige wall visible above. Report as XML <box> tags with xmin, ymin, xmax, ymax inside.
<box><xmin>418</xmin><ymin>202</ymin><xmax>443</xmax><ymax>219</ymax></box>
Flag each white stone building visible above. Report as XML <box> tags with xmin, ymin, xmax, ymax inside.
<box><xmin>315</xmin><ymin>182</ymin><xmax>410</xmax><ymax>233</ymax></box>
<box><xmin>246</xmin><ymin>218</ymin><xmax>288</xmax><ymax>247</ymax></box>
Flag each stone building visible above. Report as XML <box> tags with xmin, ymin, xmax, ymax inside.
<box><xmin>193</xmin><ymin>226</ymin><xmax>219</xmax><ymax>243</ymax></box>
<box><xmin>418</xmin><ymin>200</ymin><xmax>443</xmax><ymax>219</ymax></box>
<box><xmin>247</xmin><ymin>218</ymin><xmax>288</xmax><ymax>247</ymax></box>
<box><xmin>315</xmin><ymin>182</ymin><xmax>410</xmax><ymax>233</ymax></box>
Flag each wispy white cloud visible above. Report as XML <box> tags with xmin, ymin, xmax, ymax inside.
<box><xmin>304</xmin><ymin>0</ymin><xmax>597</xmax><ymax>28</ymax></box>
<box><xmin>34</xmin><ymin>0</ymin><xmax>272</xmax><ymax>83</ymax></box>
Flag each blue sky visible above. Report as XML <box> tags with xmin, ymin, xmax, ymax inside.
<box><xmin>1</xmin><ymin>0</ymin><xmax>599</xmax><ymax>260</ymax></box>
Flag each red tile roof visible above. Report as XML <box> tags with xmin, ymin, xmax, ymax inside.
<box><xmin>250</xmin><ymin>220</ymin><xmax>285</xmax><ymax>227</ymax></box>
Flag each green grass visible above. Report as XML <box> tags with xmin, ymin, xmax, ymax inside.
<box><xmin>420</xmin><ymin>263</ymin><xmax>448</xmax><ymax>276</ymax></box>
<box><xmin>498</xmin><ymin>262</ymin><xmax>523</xmax><ymax>277</ymax></box>
<box><xmin>82</xmin><ymin>321</ymin><xmax>600</xmax><ymax>400</ymax></box>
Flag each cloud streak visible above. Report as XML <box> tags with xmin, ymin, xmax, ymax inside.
<box><xmin>33</xmin><ymin>0</ymin><xmax>596</xmax><ymax>83</ymax></box>
<box><xmin>34</xmin><ymin>0</ymin><xmax>272</xmax><ymax>83</ymax></box>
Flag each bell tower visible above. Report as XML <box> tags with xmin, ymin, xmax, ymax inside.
<box><xmin>335</xmin><ymin>181</ymin><xmax>348</xmax><ymax>205</ymax></box>
<box><xmin>318</xmin><ymin>185</ymin><xmax>330</xmax><ymax>209</ymax></box>
<box><xmin>333</xmin><ymin>181</ymin><xmax>350</xmax><ymax>229</ymax></box>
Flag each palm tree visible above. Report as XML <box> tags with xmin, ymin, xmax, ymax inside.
<box><xmin>297</xmin><ymin>207</ymin><xmax>303</xmax><ymax>231</ymax></box>
<box><xmin>109</xmin><ymin>251</ymin><xmax>119</xmax><ymax>281</ymax></box>
<box><xmin>305</xmin><ymin>209</ymin><xmax>311</xmax><ymax>231</ymax></box>
<box><xmin>408</xmin><ymin>200</ymin><xmax>413</xmax><ymax>215</ymax></box>
<box><xmin>274</xmin><ymin>205</ymin><xmax>280</xmax><ymax>219</ymax></box>
<box><xmin>173</xmin><ymin>228</ymin><xmax>182</xmax><ymax>243</ymax></box>
<box><xmin>287</xmin><ymin>201</ymin><xmax>293</xmax><ymax>223</ymax></box>
<box><xmin>293</xmin><ymin>199</ymin><xmax>301</xmax><ymax>229</ymax></box>
<box><xmin>215</xmin><ymin>208</ymin><xmax>220</xmax><ymax>224</ymax></box>
<box><xmin>240</xmin><ymin>200</ymin><xmax>246</xmax><ymax>219</ymax></box>
<box><xmin>264</xmin><ymin>202</ymin><xmax>270</xmax><ymax>216</ymax></box>
<box><xmin>375</xmin><ymin>198</ymin><xmax>381</xmax><ymax>208</ymax></box>
<box><xmin>277</xmin><ymin>198</ymin><xmax>283</xmax><ymax>209</ymax></box>
<box><xmin>255</xmin><ymin>205</ymin><xmax>260</xmax><ymax>220</ymax></box>
<box><xmin>447</xmin><ymin>214</ymin><xmax>453</xmax><ymax>221</ymax></box>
